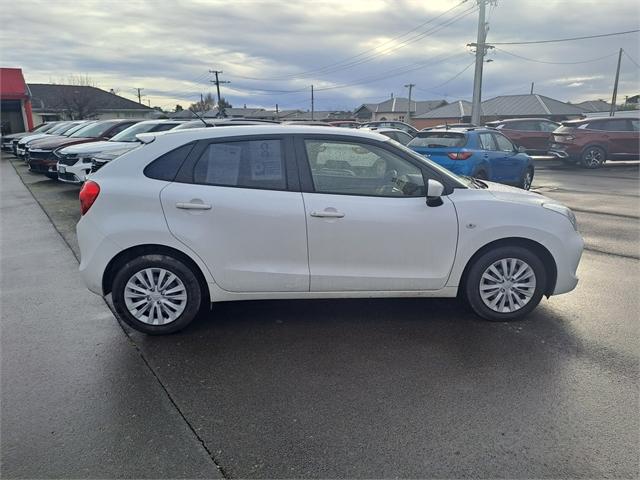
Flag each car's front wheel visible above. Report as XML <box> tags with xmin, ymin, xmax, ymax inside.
<box><xmin>112</xmin><ymin>254</ymin><xmax>203</xmax><ymax>334</ymax></box>
<box><xmin>464</xmin><ymin>246</ymin><xmax>547</xmax><ymax>321</ymax></box>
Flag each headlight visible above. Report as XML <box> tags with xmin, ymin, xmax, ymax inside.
<box><xmin>543</xmin><ymin>203</ymin><xmax>578</xmax><ymax>231</ymax></box>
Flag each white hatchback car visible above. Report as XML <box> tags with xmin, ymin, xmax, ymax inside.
<box><xmin>77</xmin><ymin>126</ymin><xmax>583</xmax><ymax>334</ymax></box>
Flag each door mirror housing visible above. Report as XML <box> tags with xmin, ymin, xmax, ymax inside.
<box><xmin>517</xmin><ymin>145</ymin><xmax>527</xmax><ymax>153</ymax></box>
<box><xmin>426</xmin><ymin>179</ymin><xmax>445</xmax><ymax>207</ymax></box>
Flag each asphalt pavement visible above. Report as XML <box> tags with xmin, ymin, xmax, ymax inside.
<box><xmin>1</xmin><ymin>154</ymin><xmax>638</xmax><ymax>479</ymax></box>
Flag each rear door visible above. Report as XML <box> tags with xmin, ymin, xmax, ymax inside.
<box><xmin>160</xmin><ymin>135</ymin><xmax>309</xmax><ymax>292</ymax></box>
<box><xmin>490</xmin><ymin>132</ymin><xmax>522</xmax><ymax>182</ymax></box>
<box><xmin>604</xmin><ymin>119</ymin><xmax>638</xmax><ymax>158</ymax></box>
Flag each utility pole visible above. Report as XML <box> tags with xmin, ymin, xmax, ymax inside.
<box><xmin>610</xmin><ymin>48</ymin><xmax>623</xmax><ymax>116</ymax></box>
<box><xmin>530</xmin><ymin>82</ymin><xmax>534</xmax><ymax>94</ymax></box>
<box><xmin>469</xmin><ymin>0</ymin><xmax>493</xmax><ymax>126</ymax></box>
<box><xmin>135</xmin><ymin>87</ymin><xmax>144</xmax><ymax>104</ymax></box>
<box><xmin>209</xmin><ymin>70</ymin><xmax>230</xmax><ymax>117</ymax></box>
<box><xmin>404</xmin><ymin>83</ymin><xmax>415</xmax><ymax>124</ymax></box>
<box><xmin>311</xmin><ymin>85</ymin><xmax>314</xmax><ymax>121</ymax></box>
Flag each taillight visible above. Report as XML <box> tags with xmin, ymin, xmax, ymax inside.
<box><xmin>447</xmin><ymin>151</ymin><xmax>473</xmax><ymax>160</ymax></box>
<box><xmin>79</xmin><ymin>180</ymin><xmax>100</xmax><ymax>215</ymax></box>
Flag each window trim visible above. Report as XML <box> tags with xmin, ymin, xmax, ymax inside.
<box><xmin>293</xmin><ymin>134</ymin><xmax>455</xmax><ymax>198</ymax></box>
<box><xmin>173</xmin><ymin>134</ymin><xmax>299</xmax><ymax>192</ymax></box>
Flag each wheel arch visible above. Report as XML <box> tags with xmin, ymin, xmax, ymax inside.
<box><xmin>102</xmin><ymin>244</ymin><xmax>210</xmax><ymax>304</ymax></box>
<box><xmin>457</xmin><ymin>237</ymin><xmax>557</xmax><ymax>297</ymax></box>
<box><xmin>581</xmin><ymin>142</ymin><xmax>608</xmax><ymax>157</ymax></box>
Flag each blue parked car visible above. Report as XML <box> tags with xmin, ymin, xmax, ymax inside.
<box><xmin>407</xmin><ymin>128</ymin><xmax>535</xmax><ymax>189</ymax></box>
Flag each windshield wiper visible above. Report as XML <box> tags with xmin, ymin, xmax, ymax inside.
<box><xmin>462</xmin><ymin>175</ymin><xmax>487</xmax><ymax>189</ymax></box>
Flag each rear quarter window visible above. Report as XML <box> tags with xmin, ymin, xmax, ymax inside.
<box><xmin>408</xmin><ymin>132</ymin><xmax>466</xmax><ymax>148</ymax></box>
<box><xmin>144</xmin><ymin>142</ymin><xmax>196</xmax><ymax>181</ymax></box>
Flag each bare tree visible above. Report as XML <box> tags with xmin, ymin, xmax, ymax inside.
<box><xmin>189</xmin><ymin>93</ymin><xmax>215</xmax><ymax>112</ymax></box>
<box><xmin>56</xmin><ymin>75</ymin><xmax>100</xmax><ymax>119</ymax></box>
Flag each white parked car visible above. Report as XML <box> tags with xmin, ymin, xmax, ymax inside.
<box><xmin>56</xmin><ymin>119</ymin><xmax>185</xmax><ymax>184</ymax></box>
<box><xmin>77</xmin><ymin>126</ymin><xmax>583</xmax><ymax>334</ymax></box>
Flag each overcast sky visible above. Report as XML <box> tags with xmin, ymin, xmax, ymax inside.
<box><xmin>2</xmin><ymin>0</ymin><xmax>639</xmax><ymax>111</ymax></box>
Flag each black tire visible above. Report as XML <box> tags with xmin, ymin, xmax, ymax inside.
<box><xmin>474</xmin><ymin>170</ymin><xmax>488</xmax><ymax>180</ymax></box>
<box><xmin>580</xmin><ymin>145</ymin><xmax>606</xmax><ymax>169</ymax></box>
<box><xmin>112</xmin><ymin>254</ymin><xmax>203</xmax><ymax>334</ymax></box>
<box><xmin>464</xmin><ymin>245</ymin><xmax>547</xmax><ymax>321</ymax></box>
<box><xmin>519</xmin><ymin>167</ymin><xmax>534</xmax><ymax>190</ymax></box>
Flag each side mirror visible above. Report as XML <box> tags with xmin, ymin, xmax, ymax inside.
<box><xmin>517</xmin><ymin>145</ymin><xmax>527</xmax><ymax>153</ymax></box>
<box><xmin>426</xmin><ymin>179</ymin><xmax>445</xmax><ymax>207</ymax></box>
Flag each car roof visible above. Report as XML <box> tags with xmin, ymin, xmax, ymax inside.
<box><xmin>137</xmin><ymin>124</ymin><xmax>391</xmax><ymax>144</ymax></box>
<box><xmin>486</xmin><ymin>117</ymin><xmax>557</xmax><ymax>124</ymax></box>
<box><xmin>417</xmin><ymin>127</ymin><xmax>490</xmax><ymax>134</ymax></box>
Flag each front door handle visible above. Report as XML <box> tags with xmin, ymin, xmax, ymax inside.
<box><xmin>176</xmin><ymin>202</ymin><xmax>212</xmax><ymax>210</ymax></box>
<box><xmin>310</xmin><ymin>210</ymin><xmax>345</xmax><ymax>218</ymax></box>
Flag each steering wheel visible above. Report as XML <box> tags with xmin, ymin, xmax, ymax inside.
<box><xmin>376</xmin><ymin>169</ymin><xmax>402</xmax><ymax>195</ymax></box>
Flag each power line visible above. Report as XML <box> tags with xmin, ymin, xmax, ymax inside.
<box><xmin>494</xmin><ymin>47</ymin><xmax>620</xmax><ymax>65</ymax></box>
<box><xmin>490</xmin><ymin>29</ymin><xmax>640</xmax><ymax>45</ymax></box>
<box><xmin>622</xmin><ymin>50</ymin><xmax>640</xmax><ymax>68</ymax></box>
<box><xmin>227</xmin><ymin>3</ymin><xmax>476</xmax><ymax>81</ymax></box>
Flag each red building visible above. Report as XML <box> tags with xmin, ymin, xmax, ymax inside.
<box><xmin>0</xmin><ymin>68</ymin><xmax>34</xmax><ymax>135</ymax></box>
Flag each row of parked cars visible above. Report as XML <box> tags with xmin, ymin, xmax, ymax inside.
<box><xmin>348</xmin><ymin>116</ymin><xmax>640</xmax><ymax>169</ymax></box>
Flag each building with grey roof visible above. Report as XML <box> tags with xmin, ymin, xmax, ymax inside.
<box><xmin>28</xmin><ymin>83</ymin><xmax>154</xmax><ymax>123</ymax></box>
<box><xmin>412</xmin><ymin>100</ymin><xmax>474</xmax><ymax>129</ymax></box>
<box><xmin>353</xmin><ymin>97</ymin><xmax>447</xmax><ymax>122</ymax></box>
<box><xmin>480</xmin><ymin>94</ymin><xmax>585</xmax><ymax>121</ymax></box>
<box><xmin>574</xmin><ymin>100</ymin><xmax>612</xmax><ymax>113</ymax></box>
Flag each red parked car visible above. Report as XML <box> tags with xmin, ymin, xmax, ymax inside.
<box><xmin>26</xmin><ymin>119</ymin><xmax>140</xmax><ymax>178</ymax></box>
<box><xmin>549</xmin><ymin>116</ymin><xmax>639</xmax><ymax>168</ymax></box>
<box><xmin>485</xmin><ymin>118</ymin><xmax>560</xmax><ymax>155</ymax></box>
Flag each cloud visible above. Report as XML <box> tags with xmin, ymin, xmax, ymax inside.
<box><xmin>1</xmin><ymin>0</ymin><xmax>638</xmax><ymax>110</ymax></box>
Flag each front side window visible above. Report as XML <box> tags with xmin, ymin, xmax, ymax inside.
<box><xmin>630</xmin><ymin>119</ymin><xmax>639</xmax><ymax>132</ymax></box>
<box><xmin>193</xmin><ymin>139</ymin><xmax>286</xmax><ymax>190</ymax></box>
<box><xmin>539</xmin><ymin>121</ymin><xmax>559</xmax><ymax>132</ymax></box>
<box><xmin>304</xmin><ymin>140</ymin><xmax>425</xmax><ymax>197</ymax></box>
<box><xmin>493</xmin><ymin>133</ymin><xmax>515</xmax><ymax>152</ymax></box>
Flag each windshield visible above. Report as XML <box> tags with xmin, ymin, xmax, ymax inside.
<box><xmin>408</xmin><ymin>132</ymin><xmax>466</xmax><ymax>148</ymax></box>
<box><xmin>385</xmin><ymin>138</ymin><xmax>468</xmax><ymax>188</ymax></box>
<box><xmin>47</xmin><ymin>123</ymin><xmax>73</xmax><ymax>135</ymax></box>
<box><xmin>63</xmin><ymin>122</ymin><xmax>92</xmax><ymax>136</ymax></box>
<box><xmin>70</xmin><ymin>121</ymin><xmax>117</xmax><ymax>138</ymax></box>
<box><xmin>33</xmin><ymin>123</ymin><xmax>56</xmax><ymax>133</ymax></box>
<box><xmin>111</xmin><ymin>122</ymin><xmax>179</xmax><ymax>142</ymax></box>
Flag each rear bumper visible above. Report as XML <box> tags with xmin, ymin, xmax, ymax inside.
<box><xmin>77</xmin><ymin>215</ymin><xmax>121</xmax><ymax>296</ymax></box>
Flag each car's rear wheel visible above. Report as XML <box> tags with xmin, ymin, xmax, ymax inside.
<box><xmin>474</xmin><ymin>170</ymin><xmax>488</xmax><ymax>180</ymax></box>
<box><xmin>581</xmin><ymin>146</ymin><xmax>606</xmax><ymax>168</ymax></box>
<box><xmin>112</xmin><ymin>254</ymin><xmax>203</xmax><ymax>334</ymax></box>
<box><xmin>464</xmin><ymin>246</ymin><xmax>547</xmax><ymax>321</ymax></box>
<box><xmin>519</xmin><ymin>167</ymin><xmax>534</xmax><ymax>190</ymax></box>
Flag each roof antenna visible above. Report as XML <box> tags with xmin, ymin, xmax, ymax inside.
<box><xmin>188</xmin><ymin>108</ymin><xmax>211</xmax><ymax>127</ymax></box>
<box><xmin>445</xmin><ymin>120</ymin><xmax>449</xmax><ymax>130</ymax></box>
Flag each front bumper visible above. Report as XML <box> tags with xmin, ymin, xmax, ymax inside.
<box><xmin>552</xmin><ymin>230</ymin><xmax>584</xmax><ymax>295</ymax></box>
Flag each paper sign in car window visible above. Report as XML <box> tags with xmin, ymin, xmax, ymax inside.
<box><xmin>249</xmin><ymin>140</ymin><xmax>282</xmax><ymax>180</ymax></box>
<box><xmin>206</xmin><ymin>143</ymin><xmax>242</xmax><ymax>185</ymax></box>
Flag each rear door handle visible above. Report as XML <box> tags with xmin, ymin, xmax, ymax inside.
<box><xmin>176</xmin><ymin>202</ymin><xmax>212</xmax><ymax>210</ymax></box>
<box><xmin>310</xmin><ymin>210</ymin><xmax>345</xmax><ymax>218</ymax></box>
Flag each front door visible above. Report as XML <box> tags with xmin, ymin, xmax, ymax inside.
<box><xmin>161</xmin><ymin>137</ymin><xmax>309</xmax><ymax>292</ymax></box>
<box><xmin>491</xmin><ymin>132</ymin><xmax>523</xmax><ymax>182</ymax></box>
<box><xmin>297</xmin><ymin>137</ymin><xmax>458</xmax><ymax>292</ymax></box>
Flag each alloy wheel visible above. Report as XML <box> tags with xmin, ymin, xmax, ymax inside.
<box><xmin>479</xmin><ymin>258</ymin><xmax>536</xmax><ymax>313</ymax></box>
<box><xmin>522</xmin><ymin>170</ymin><xmax>533</xmax><ymax>190</ymax></box>
<box><xmin>583</xmin><ymin>147</ymin><xmax>605</xmax><ymax>168</ymax></box>
<box><xmin>124</xmin><ymin>268</ymin><xmax>188</xmax><ymax>325</ymax></box>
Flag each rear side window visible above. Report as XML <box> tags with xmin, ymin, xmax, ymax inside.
<box><xmin>408</xmin><ymin>132</ymin><xmax>466</xmax><ymax>148</ymax></box>
<box><xmin>193</xmin><ymin>139</ymin><xmax>286</xmax><ymax>190</ymax></box>
<box><xmin>513</xmin><ymin>121</ymin><xmax>539</xmax><ymax>131</ymax></box>
<box><xmin>144</xmin><ymin>143</ymin><xmax>196</xmax><ymax>181</ymax></box>
<box><xmin>601</xmin><ymin>119</ymin><xmax>631</xmax><ymax>131</ymax></box>
<box><xmin>478</xmin><ymin>132</ymin><xmax>497</xmax><ymax>150</ymax></box>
